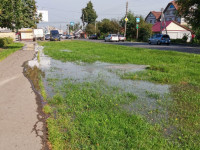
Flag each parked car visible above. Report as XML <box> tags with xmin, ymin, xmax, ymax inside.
<box><xmin>89</xmin><ymin>34</ymin><xmax>98</xmax><ymax>40</ymax></box>
<box><xmin>45</xmin><ymin>34</ymin><xmax>50</xmax><ymax>40</ymax></box>
<box><xmin>75</xmin><ymin>34</ymin><xmax>81</xmax><ymax>39</ymax></box>
<box><xmin>105</xmin><ymin>34</ymin><xmax>119</xmax><ymax>42</ymax></box>
<box><xmin>149</xmin><ymin>34</ymin><xmax>171</xmax><ymax>45</ymax></box>
<box><xmin>118</xmin><ymin>35</ymin><xmax>126</xmax><ymax>42</ymax></box>
<box><xmin>50</xmin><ymin>30</ymin><xmax>60</xmax><ymax>41</ymax></box>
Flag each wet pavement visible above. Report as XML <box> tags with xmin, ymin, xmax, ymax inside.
<box><xmin>35</xmin><ymin>45</ymin><xmax>171</xmax><ymax>124</ymax></box>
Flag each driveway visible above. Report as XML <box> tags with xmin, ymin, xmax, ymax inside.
<box><xmin>0</xmin><ymin>42</ymin><xmax>46</xmax><ymax>150</ymax></box>
<box><xmin>80</xmin><ymin>39</ymin><xmax>200</xmax><ymax>54</ymax></box>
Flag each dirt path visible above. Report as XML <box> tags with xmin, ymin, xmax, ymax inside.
<box><xmin>0</xmin><ymin>43</ymin><xmax>44</xmax><ymax>150</ymax></box>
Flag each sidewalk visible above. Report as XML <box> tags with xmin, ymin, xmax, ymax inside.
<box><xmin>0</xmin><ymin>43</ymin><xmax>43</xmax><ymax>150</ymax></box>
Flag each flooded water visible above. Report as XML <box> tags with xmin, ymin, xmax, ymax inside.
<box><xmin>35</xmin><ymin>45</ymin><xmax>171</xmax><ymax>124</ymax></box>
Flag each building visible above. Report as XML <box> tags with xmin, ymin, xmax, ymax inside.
<box><xmin>145</xmin><ymin>11</ymin><xmax>161</xmax><ymax>24</ymax></box>
<box><xmin>152</xmin><ymin>21</ymin><xmax>193</xmax><ymax>42</ymax></box>
<box><xmin>163</xmin><ymin>1</ymin><xmax>187</xmax><ymax>25</ymax></box>
<box><xmin>145</xmin><ymin>1</ymin><xmax>187</xmax><ymax>26</ymax></box>
<box><xmin>0</xmin><ymin>28</ymin><xmax>16</xmax><ymax>41</ymax></box>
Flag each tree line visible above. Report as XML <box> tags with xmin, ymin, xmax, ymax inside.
<box><xmin>81</xmin><ymin>1</ymin><xmax>200</xmax><ymax>42</ymax></box>
<box><xmin>81</xmin><ymin>1</ymin><xmax>152</xmax><ymax>41</ymax></box>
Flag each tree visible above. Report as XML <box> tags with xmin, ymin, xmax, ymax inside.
<box><xmin>120</xmin><ymin>12</ymin><xmax>152</xmax><ymax>41</ymax></box>
<box><xmin>0</xmin><ymin>0</ymin><xmax>41</xmax><ymax>31</ymax></box>
<box><xmin>98</xmin><ymin>19</ymin><xmax>120</xmax><ymax>35</ymax></box>
<box><xmin>81</xmin><ymin>1</ymin><xmax>98</xmax><ymax>24</ymax></box>
<box><xmin>85</xmin><ymin>24</ymin><xmax>96</xmax><ymax>34</ymax></box>
<box><xmin>177</xmin><ymin>0</ymin><xmax>200</xmax><ymax>29</ymax></box>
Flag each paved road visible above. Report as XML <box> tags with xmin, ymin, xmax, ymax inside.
<box><xmin>80</xmin><ymin>39</ymin><xmax>200</xmax><ymax>54</ymax></box>
<box><xmin>0</xmin><ymin>43</ymin><xmax>44</xmax><ymax>150</ymax></box>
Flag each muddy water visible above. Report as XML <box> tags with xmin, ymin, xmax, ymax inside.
<box><xmin>36</xmin><ymin>45</ymin><xmax>171</xmax><ymax>124</ymax></box>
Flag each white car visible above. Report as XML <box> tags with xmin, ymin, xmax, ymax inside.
<box><xmin>118</xmin><ymin>35</ymin><xmax>126</xmax><ymax>42</ymax></box>
<box><xmin>105</xmin><ymin>34</ymin><xmax>119</xmax><ymax>42</ymax></box>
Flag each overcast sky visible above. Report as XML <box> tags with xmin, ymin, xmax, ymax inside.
<box><xmin>36</xmin><ymin>0</ymin><xmax>172</xmax><ymax>30</ymax></box>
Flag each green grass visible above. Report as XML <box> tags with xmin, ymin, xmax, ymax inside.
<box><xmin>40</xmin><ymin>40</ymin><xmax>200</xmax><ymax>86</ymax></box>
<box><xmin>0</xmin><ymin>42</ymin><xmax>24</xmax><ymax>61</ymax></box>
<box><xmin>46</xmin><ymin>80</ymin><xmax>178</xmax><ymax>150</ymax></box>
<box><xmin>39</xmin><ymin>40</ymin><xmax>200</xmax><ymax>149</ymax></box>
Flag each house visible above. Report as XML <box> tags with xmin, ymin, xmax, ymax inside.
<box><xmin>152</xmin><ymin>21</ymin><xmax>193</xmax><ymax>42</ymax></box>
<box><xmin>145</xmin><ymin>1</ymin><xmax>187</xmax><ymax>26</ymax></box>
<box><xmin>145</xmin><ymin>11</ymin><xmax>161</xmax><ymax>24</ymax></box>
<box><xmin>163</xmin><ymin>0</ymin><xmax>187</xmax><ymax>25</ymax></box>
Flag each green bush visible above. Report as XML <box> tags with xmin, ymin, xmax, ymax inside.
<box><xmin>182</xmin><ymin>34</ymin><xmax>188</xmax><ymax>43</ymax></box>
<box><xmin>0</xmin><ymin>37</ymin><xmax>14</xmax><ymax>48</ymax></box>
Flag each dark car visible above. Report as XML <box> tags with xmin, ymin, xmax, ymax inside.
<box><xmin>149</xmin><ymin>34</ymin><xmax>170</xmax><ymax>45</ymax></box>
<box><xmin>89</xmin><ymin>35</ymin><xmax>98</xmax><ymax>40</ymax></box>
<box><xmin>45</xmin><ymin>34</ymin><xmax>50</xmax><ymax>40</ymax></box>
<box><xmin>50</xmin><ymin>30</ymin><xmax>60</xmax><ymax>41</ymax></box>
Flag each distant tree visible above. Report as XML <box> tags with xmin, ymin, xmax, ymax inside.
<box><xmin>74</xmin><ymin>22</ymin><xmax>82</xmax><ymax>31</ymax></box>
<box><xmin>0</xmin><ymin>0</ymin><xmax>41</xmax><ymax>31</ymax></box>
<box><xmin>177</xmin><ymin>0</ymin><xmax>200</xmax><ymax>30</ymax></box>
<box><xmin>98</xmin><ymin>19</ymin><xmax>120</xmax><ymax>35</ymax></box>
<box><xmin>85</xmin><ymin>24</ymin><xmax>99</xmax><ymax>35</ymax></box>
<box><xmin>120</xmin><ymin>12</ymin><xmax>152</xmax><ymax>41</ymax></box>
<box><xmin>81</xmin><ymin>1</ymin><xmax>98</xmax><ymax>24</ymax></box>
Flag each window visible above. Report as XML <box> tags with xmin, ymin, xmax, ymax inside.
<box><xmin>170</xmin><ymin>4</ymin><xmax>175</xmax><ymax>8</ymax></box>
<box><xmin>150</xmin><ymin>20</ymin><xmax>152</xmax><ymax>23</ymax></box>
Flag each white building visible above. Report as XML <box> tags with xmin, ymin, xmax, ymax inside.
<box><xmin>152</xmin><ymin>21</ymin><xmax>193</xmax><ymax>42</ymax></box>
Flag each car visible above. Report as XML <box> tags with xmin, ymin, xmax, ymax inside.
<box><xmin>149</xmin><ymin>34</ymin><xmax>170</xmax><ymax>45</ymax></box>
<box><xmin>105</xmin><ymin>34</ymin><xmax>119</xmax><ymax>42</ymax></box>
<box><xmin>50</xmin><ymin>30</ymin><xmax>61</xmax><ymax>41</ymax></box>
<box><xmin>118</xmin><ymin>35</ymin><xmax>126</xmax><ymax>42</ymax></box>
<box><xmin>45</xmin><ymin>34</ymin><xmax>50</xmax><ymax>40</ymax></box>
<box><xmin>60</xmin><ymin>34</ymin><xmax>66</xmax><ymax>39</ymax></box>
<box><xmin>89</xmin><ymin>34</ymin><xmax>98</xmax><ymax>40</ymax></box>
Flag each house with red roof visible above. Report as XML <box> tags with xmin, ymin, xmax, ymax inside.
<box><xmin>152</xmin><ymin>21</ymin><xmax>193</xmax><ymax>42</ymax></box>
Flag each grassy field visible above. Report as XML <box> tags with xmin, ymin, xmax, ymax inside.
<box><xmin>40</xmin><ymin>40</ymin><xmax>200</xmax><ymax>149</ymax></box>
<box><xmin>0</xmin><ymin>42</ymin><xmax>24</xmax><ymax>61</ymax></box>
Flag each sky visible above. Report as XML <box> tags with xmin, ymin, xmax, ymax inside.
<box><xmin>36</xmin><ymin>0</ymin><xmax>172</xmax><ymax>30</ymax></box>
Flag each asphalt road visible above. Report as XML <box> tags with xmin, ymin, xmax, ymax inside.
<box><xmin>79</xmin><ymin>39</ymin><xmax>200</xmax><ymax>54</ymax></box>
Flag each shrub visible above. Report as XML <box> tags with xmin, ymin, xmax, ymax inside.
<box><xmin>0</xmin><ymin>37</ymin><xmax>14</xmax><ymax>48</ymax></box>
<box><xmin>182</xmin><ymin>34</ymin><xmax>188</xmax><ymax>43</ymax></box>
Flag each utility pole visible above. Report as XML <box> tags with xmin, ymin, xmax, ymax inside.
<box><xmin>82</xmin><ymin>13</ymin><xmax>85</xmax><ymax>30</ymax></box>
<box><xmin>163</xmin><ymin>10</ymin><xmax>168</xmax><ymax>34</ymax></box>
<box><xmin>160</xmin><ymin>8</ymin><xmax>163</xmax><ymax>34</ymax></box>
<box><xmin>95</xmin><ymin>21</ymin><xmax>96</xmax><ymax>35</ymax></box>
<box><xmin>124</xmin><ymin>1</ymin><xmax>128</xmax><ymax>37</ymax></box>
<box><xmin>160</xmin><ymin>8</ymin><xmax>168</xmax><ymax>35</ymax></box>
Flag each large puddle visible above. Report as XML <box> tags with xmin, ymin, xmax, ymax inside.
<box><xmin>34</xmin><ymin>45</ymin><xmax>171</xmax><ymax>124</ymax></box>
